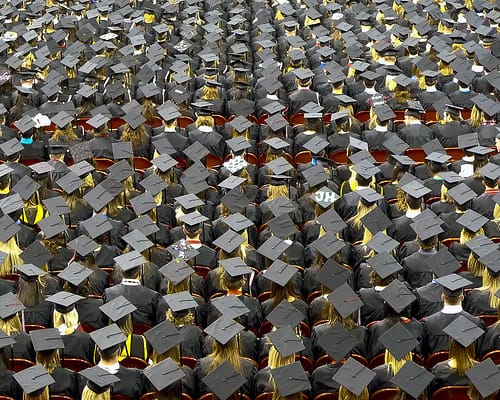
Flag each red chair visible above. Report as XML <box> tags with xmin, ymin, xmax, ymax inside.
<box><xmin>212</xmin><ymin>114</ymin><xmax>226</xmax><ymax>127</ymax></box>
<box><xmin>425</xmin><ymin>351</ymin><xmax>449</xmax><ymax>370</ymax></box>
<box><xmin>194</xmin><ymin>265</ymin><xmax>211</xmax><ymax>279</ymax></box>
<box><xmin>330</xmin><ymin>150</ymin><xmax>348</xmax><ymax>165</ymax></box>
<box><xmin>244</xmin><ymin>152</ymin><xmax>258</xmax><ymax>166</ymax></box>
<box><xmin>445</xmin><ymin>147</ymin><xmax>465</xmax><ymax>162</ymax></box>
<box><xmin>295</xmin><ymin>151</ymin><xmax>313</xmax><ymax>166</ymax></box>
<box><xmin>94</xmin><ymin>157</ymin><xmax>115</xmax><ymax>171</ymax></box>
<box><xmin>1</xmin><ymin>273</ymin><xmax>19</xmax><ymax>281</ymax></box>
<box><xmin>482</xmin><ymin>350</ymin><xmax>500</xmax><ymax>364</ymax></box>
<box><xmin>62</xmin><ymin>358</ymin><xmax>92</xmax><ymax>372</ymax></box>
<box><xmin>257</xmin><ymin>291</ymin><xmax>272</xmax><ymax>303</ymax></box>
<box><xmin>133</xmin><ymin>157</ymin><xmax>152</xmax><ymax>171</ymax></box>
<box><xmin>355</xmin><ymin>110</ymin><xmax>371</xmax><ymax>123</ymax></box>
<box><xmin>426</xmin><ymin>196</ymin><xmax>442</xmax><ymax>205</ymax></box>
<box><xmin>297</xmin><ymin>354</ymin><xmax>314</xmax><ymax>373</ymax></box>
<box><xmin>369</xmin><ymin>352</ymin><xmax>385</xmax><ymax>368</ymax></box>
<box><xmin>406</xmin><ymin>148</ymin><xmax>426</xmax><ymax>163</ymax></box>
<box><xmin>289</xmin><ymin>113</ymin><xmax>305</xmax><ymax>126</ymax></box>
<box><xmin>461</xmin><ymin>109</ymin><xmax>471</xmax><ymax>120</ymax></box>
<box><xmin>371</xmin><ymin>388</ymin><xmax>400</xmax><ymax>400</ymax></box>
<box><xmin>9</xmin><ymin>358</ymin><xmax>34</xmax><ymax>372</ymax></box>
<box><xmin>76</xmin><ymin>118</ymin><xmax>93</xmax><ymax>132</ymax></box>
<box><xmin>205</xmin><ymin>154</ymin><xmax>223</xmax><ymax>169</ymax></box>
<box><xmin>431</xmin><ymin>386</ymin><xmax>471</xmax><ymax>400</ymax></box>
<box><xmin>79</xmin><ymin>323</ymin><xmax>96</xmax><ymax>333</ymax></box>
<box><xmin>177</xmin><ymin>116</ymin><xmax>194</xmax><ymax>128</ymax></box>
<box><xmin>425</xmin><ymin>109</ymin><xmax>438</xmax><ymax>124</ymax></box>
<box><xmin>24</xmin><ymin>324</ymin><xmax>46</xmax><ymax>332</ymax></box>
<box><xmin>306</xmin><ymin>291</ymin><xmax>322</xmax><ymax>305</ymax></box>
<box><xmin>258</xmin><ymin>114</ymin><xmax>270</xmax><ymax>125</ymax></box>
<box><xmin>133</xmin><ymin>323</ymin><xmax>152</xmax><ymax>335</ymax></box>
<box><xmin>181</xmin><ymin>356</ymin><xmax>198</xmax><ymax>369</ymax></box>
<box><xmin>145</xmin><ymin>117</ymin><xmax>163</xmax><ymax>129</ymax></box>
<box><xmin>0</xmin><ymin>396</ymin><xmax>15</xmax><ymax>400</ymax></box>
<box><xmin>112</xmin><ymin>395</ymin><xmax>132</xmax><ymax>400</ymax></box>
<box><xmin>50</xmin><ymin>395</ymin><xmax>75</xmax><ymax>400</ymax></box>
<box><xmin>20</xmin><ymin>158</ymin><xmax>44</xmax><ymax>166</ymax></box>
<box><xmin>120</xmin><ymin>356</ymin><xmax>148</xmax><ymax>369</ymax></box>
<box><xmin>441</xmin><ymin>238</ymin><xmax>460</xmax><ymax>248</ymax></box>
<box><xmin>109</xmin><ymin>118</ymin><xmax>126</xmax><ymax>131</ymax></box>
<box><xmin>370</xmin><ymin>149</ymin><xmax>388</xmax><ymax>163</ymax></box>
<box><xmin>479</xmin><ymin>315</ymin><xmax>498</xmax><ymax>327</ymax></box>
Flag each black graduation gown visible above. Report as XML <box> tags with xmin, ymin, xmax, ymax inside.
<box><xmin>61</xmin><ymin>330</ymin><xmax>95</xmax><ymax>363</ymax></box>
<box><xmin>205</xmin><ymin>296</ymin><xmax>262</xmax><ymax>333</ymax></box>
<box><xmin>429</xmin><ymin>362</ymin><xmax>472</xmax><ymax>396</ymax></box>
<box><xmin>22</xmin><ymin>301</ymin><xmax>53</xmax><ymax>327</ymax></box>
<box><xmin>368</xmin><ymin>365</ymin><xmax>397</xmax><ymax>394</ymax></box>
<box><xmin>143</xmin><ymin>365</ymin><xmax>195</xmax><ymax>399</ymax></box>
<box><xmin>311</xmin><ymin>323</ymin><xmax>367</xmax><ymax>361</ymax></box>
<box><xmin>76</xmin><ymin>297</ymin><xmax>107</xmax><ymax>330</ymax></box>
<box><xmin>398</xmin><ymin>123</ymin><xmax>434</xmax><ymax>148</ymax></box>
<box><xmin>463</xmin><ymin>290</ymin><xmax>497</xmax><ymax>316</ymax></box>
<box><xmin>478</xmin><ymin>324</ymin><xmax>500</xmax><ymax>359</ymax></box>
<box><xmin>421</xmin><ymin>311</ymin><xmax>484</xmax><ymax>358</ymax></box>
<box><xmin>49</xmin><ymin>367</ymin><xmax>77</xmax><ymax>399</ymax></box>
<box><xmin>103</xmin><ymin>283</ymin><xmax>167</xmax><ymax>326</ymax></box>
<box><xmin>359</xmin><ymin>288</ymin><xmax>385</xmax><ymax>326</ymax></box>
<box><xmin>0</xmin><ymin>370</ymin><xmax>21</xmax><ymax>399</ymax></box>
<box><xmin>178</xmin><ymin>324</ymin><xmax>205</xmax><ymax>360</ymax></box>
<box><xmin>413</xmin><ymin>282</ymin><xmax>444</xmax><ymax>320</ymax></box>
<box><xmin>311</xmin><ymin>364</ymin><xmax>342</xmax><ymax>398</ymax></box>
<box><xmin>203</xmin><ymin>331</ymin><xmax>258</xmax><ymax>361</ymax></box>
<box><xmin>401</xmin><ymin>250</ymin><xmax>435</xmax><ymax>289</ymax></box>
<box><xmin>261</xmin><ymin>298</ymin><xmax>309</xmax><ymax>326</ymax></box>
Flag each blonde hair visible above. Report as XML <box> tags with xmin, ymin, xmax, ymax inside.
<box><xmin>165</xmin><ymin>308</ymin><xmax>195</xmax><ymax>327</ymax></box>
<box><xmin>195</xmin><ymin>115</ymin><xmax>215</xmax><ymax>128</ymax></box>
<box><xmin>121</xmin><ymin>124</ymin><xmax>147</xmax><ymax>147</ymax></box>
<box><xmin>438</xmin><ymin>61</ymin><xmax>454</xmax><ymax>76</ymax></box>
<box><xmin>384</xmin><ymin>349</ymin><xmax>412</xmax><ymax>375</ymax></box>
<box><xmin>448</xmin><ymin>339</ymin><xmax>477</xmax><ymax>376</ymax></box>
<box><xmin>208</xmin><ymin>337</ymin><xmax>242</xmax><ymax>373</ymax></box>
<box><xmin>470</xmin><ymin>106</ymin><xmax>482</xmax><ymax>129</ymax></box>
<box><xmin>36</xmin><ymin>350</ymin><xmax>60</xmax><ymax>374</ymax></box>
<box><xmin>200</xmin><ymin>86</ymin><xmax>220</xmax><ymax>100</ymax></box>
<box><xmin>268</xmin><ymin>345</ymin><xmax>300</xmax><ymax>400</ymax></box>
<box><xmin>53</xmin><ymin>308</ymin><xmax>79</xmax><ymax>335</ymax></box>
<box><xmin>339</xmin><ymin>386</ymin><xmax>369</xmax><ymax>400</ymax></box>
<box><xmin>23</xmin><ymin>387</ymin><xmax>49</xmax><ymax>400</ymax></box>
<box><xmin>82</xmin><ymin>386</ymin><xmax>111</xmax><ymax>400</ymax></box>
<box><xmin>0</xmin><ymin>314</ymin><xmax>23</xmax><ymax>334</ymax></box>
<box><xmin>151</xmin><ymin>345</ymin><xmax>180</xmax><ymax>365</ymax></box>
<box><xmin>142</xmin><ymin>99</ymin><xmax>157</xmax><ymax>122</ymax></box>
<box><xmin>480</xmin><ymin>274</ymin><xmax>500</xmax><ymax>309</ymax></box>
<box><xmin>467</xmin><ymin>253</ymin><xmax>486</xmax><ymax>277</ymax></box>
<box><xmin>0</xmin><ymin>236</ymin><xmax>23</xmax><ymax>276</ymax></box>
<box><xmin>347</xmin><ymin>201</ymin><xmax>376</xmax><ymax>230</ymax></box>
<box><xmin>325</xmin><ymin>301</ymin><xmax>357</xmax><ymax>329</ymax></box>
<box><xmin>52</xmin><ymin>125</ymin><xmax>78</xmax><ymax>142</ymax></box>
<box><xmin>267</xmin><ymin>185</ymin><xmax>289</xmax><ymax>201</ymax></box>
<box><xmin>460</xmin><ymin>228</ymin><xmax>483</xmax><ymax>246</ymax></box>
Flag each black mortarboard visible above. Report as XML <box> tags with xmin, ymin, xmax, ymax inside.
<box><xmin>316</xmin><ymin>258</ymin><xmax>352</xmax><ymax>291</ymax></box>
<box><xmin>213</xmin><ymin>230</ymin><xmax>245</xmax><ymax>253</ymax></box>
<box><xmin>447</xmin><ymin>183</ymin><xmax>476</xmax><ymax>205</ymax></box>
<box><xmin>0</xmin><ymin>330</ymin><xmax>16</xmax><ymax>349</ymax></box>
<box><xmin>69</xmin><ymin>161</ymin><xmax>95</xmax><ymax>178</ymax></box>
<box><xmin>212</xmin><ymin>295</ymin><xmax>250</xmax><ymax>320</ymax></box>
<box><xmin>180</xmin><ymin>212</ymin><xmax>209</xmax><ymax>227</ymax></box>
<box><xmin>202</xmin><ymin>361</ymin><xmax>246</xmax><ymax>400</ymax></box>
<box><xmin>15</xmin><ymin>264</ymin><xmax>45</xmax><ymax>282</ymax></box>
<box><xmin>480</xmin><ymin>163</ymin><xmax>500</xmax><ymax>181</ymax></box>
<box><xmin>219</xmin><ymin>257</ymin><xmax>251</xmax><ymax>278</ymax></box>
<box><xmin>257</xmin><ymin>235</ymin><xmax>292</xmax><ymax>261</ymax></box>
<box><xmin>443</xmin><ymin>315</ymin><xmax>484</xmax><ymax>347</ymax></box>
<box><xmin>51</xmin><ymin>111</ymin><xmax>73</xmax><ymax>129</ymax></box>
<box><xmin>144</xmin><ymin>358</ymin><xmax>186</xmax><ymax>392</ymax></box>
<box><xmin>391</xmin><ymin>361</ymin><xmax>434</xmax><ymax>399</ymax></box>
<box><xmin>303</xmin><ymin>136</ymin><xmax>329</xmax><ymax>155</ymax></box>
<box><xmin>0</xmin><ymin>292</ymin><xmax>25</xmax><ymax>319</ymax></box>
<box><xmin>425</xmin><ymin>151</ymin><xmax>451</xmax><ymax>164</ymax></box>
<box><xmin>14</xmin><ymin>365</ymin><xmax>55</xmax><ymax>395</ymax></box>
<box><xmin>435</xmin><ymin>273</ymin><xmax>473</xmax><ymax>297</ymax></box>
<box><xmin>56</xmin><ymin>172</ymin><xmax>83</xmax><ymax>195</ymax></box>
<box><xmin>130</xmin><ymin>192</ymin><xmax>157</xmax><ymax>215</ymax></box>
<box><xmin>317</xmin><ymin>322</ymin><xmax>359</xmax><ymax>361</ymax></box>
<box><xmin>357</xmin><ymin>188</ymin><xmax>384</xmax><ymax>203</ymax></box>
<box><xmin>302</xmin><ymin>165</ymin><xmax>329</xmax><ymax>187</ymax></box>
<box><xmin>266</xmin><ymin>299</ymin><xmax>304</xmax><ymax>328</ymax></box>
<box><xmin>465</xmin><ymin>358</ymin><xmax>500</xmax><ymax>398</ymax></box>
<box><xmin>69</xmin><ymin>142</ymin><xmax>93</xmax><ymax>164</ymax></box>
<box><xmin>467</xmin><ymin>235</ymin><xmax>497</xmax><ymax>258</ymax></box>
<box><xmin>152</xmin><ymin>154</ymin><xmax>178</xmax><ymax>172</ymax></box>
<box><xmin>271</xmin><ymin>362</ymin><xmax>311</xmax><ymax>397</ymax></box>
<box><xmin>263</xmin><ymin>259</ymin><xmax>297</xmax><ymax>287</ymax></box>
<box><xmin>107</xmin><ymin>160</ymin><xmax>133</xmax><ymax>182</ymax></box>
<box><xmin>456</xmin><ymin>210</ymin><xmax>488</xmax><ymax>233</ymax></box>
<box><xmin>83</xmin><ymin>185</ymin><xmax>114</xmax><ymax>212</ymax></box>
<box><xmin>328</xmin><ymin>283</ymin><xmax>364</xmax><ymax>319</ymax></box>
<box><xmin>311</xmin><ymin>232</ymin><xmax>345</xmax><ymax>259</ymax></box>
<box><xmin>0</xmin><ymin>138</ymin><xmax>24</xmax><ymax>157</ymax></box>
<box><xmin>458</xmin><ymin>133</ymin><xmax>479</xmax><ymax>149</ymax></box>
<box><xmin>144</xmin><ymin>321</ymin><xmax>181</xmax><ymax>355</ymax></box>
<box><xmin>204</xmin><ymin>316</ymin><xmax>244</xmax><ymax>345</ymax></box>
<box><xmin>268</xmin><ymin>214</ymin><xmax>297</xmax><ymax>239</ymax></box>
<box><xmin>368</xmin><ymin>252</ymin><xmax>402</xmax><ymax>279</ymax></box>
<box><xmin>112</xmin><ymin>142</ymin><xmax>134</xmax><ymax>160</ymax></box>
<box><xmin>333</xmin><ymin>357</ymin><xmax>376</xmax><ymax>396</ymax></box>
<box><xmin>0</xmin><ymin>215</ymin><xmax>19</xmax><ymax>242</ymax></box>
<box><xmin>37</xmin><ymin>215</ymin><xmax>67</xmax><ymax>239</ymax></box>
<box><xmin>400</xmin><ymin>180</ymin><xmax>431</xmax><ymax>198</ymax></box>
<box><xmin>67</xmin><ymin>235</ymin><xmax>98</xmax><ymax>258</ymax></box>
<box><xmin>317</xmin><ymin>209</ymin><xmax>347</xmax><ymax>233</ymax></box>
<box><xmin>99</xmin><ymin>295</ymin><xmax>137</xmax><ymax>322</ymax></box>
<box><xmin>30</xmin><ymin>162</ymin><xmax>54</xmax><ymax>176</ymax></box>
<box><xmin>410</xmin><ymin>217</ymin><xmax>444</xmax><ymax>241</ymax></box>
<box><xmin>0</xmin><ymin>193</ymin><xmax>24</xmax><ymax>215</ymax></box>
<box><xmin>380</xmin><ymin>280</ymin><xmax>416</xmax><ymax>313</ymax></box>
<box><xmin>114</xmin><ymin>251</ymin><xmax>145</xmax><ymax>272</ymax></box>
<box><xmin>478</xmin><ymin>250</ymin><xmax>500</xmax><ymax>277</ymax></box>
<box><xmin>164</xmin><ymin>291</ymin><xmax>198</xmax><ymax>314</ymax></box>
<box><xmin>374</xmin><ymin>105</ymin><xmax>396</xmax><ymax>122</ymax></box>
<box><xmin>80</xmin><ymin>214</ymin><xmax>113</xmax><ymax>239</ymax></box>
<box><xmin>268</xmin><ymin>325</ymin><xmax>305</xmax><ymax>357</ymax></box>
<box><xmin>19</xmin><ymin>240</ymin><xmax>51</xmax><ymax>269</ymax></box>
<box><xmin>122</xmin><ymin>229</ymin><xmax>154</xmax><ymax>253</ymax></box>
<box><xmin>379</xmin><ymin>322</ymin><xmax>418</xmax><ymax>360</ymax></box>
<box><xmin>425</xmin><ymin>248</ymin><xmax>460</xmax><ymax>278</ymax></box>
<box><xmin>266</xmin><ymin>157</ymin><xmax>293</xmax><ymax>176</ymax></box>
<box><xmin>264</xmin><ymin>137</ymin><xmax>289</xmax><ymax>151</ymax></box>
<box><xmin>384</xmin><ymin>136</ymin><xmax>410</xmax><ymax>156</ymax></box>
<box><xmin>46</xmin><ymin>290</ymin><xmax>84</xmax><ymax>313</ymax></box>
<box><xmin>159</xmin><ymin>259</ymin><xmax>194</xmax><ymax>285</ymax></box>
<box><xmin>218</xmin><ymin>176</ymin><xmax>247</xmax><ymax>190</ymax></box>
<box><xmin>57</xmin><ymin>262</ymin><xmax>92</xmax><ymax>287</ymax></box>
<box><xmin>183</xmin><ymin>141</ymin><xmax>209</xmax><ymax>162</ymax></box>
<box><xmin>226</xmin><ymin>137</ymin><xmax>252</xmax><ymax>154</ymax></box>
<box><xmin>30</xmin><ymin>328</ymin><xmax>64</xmax><ymax>352</ymax></box>
<box><xmin>360</xmin><ymin>208</ymin><xmax>392</xmax><ymax>235</ymax></box>
<box><xmin>79</xmin><ymin>366</ymin><xmax>120</xmax><ymax>394</ymax></box>
<box><xmin>90</xmin><ymin>324</ymin><xmax>127</xmax><ymax>352</ymax></box>
<box><xmin>223</xmin><ymin>213</ymin><xmax>253</xmax><ymax>233</ymax></box>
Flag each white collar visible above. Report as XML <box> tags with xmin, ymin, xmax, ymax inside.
<box><xmin>409</xmin><ymin>120</ymin><xmax>421</xmax><ymax>125</ymax></box>
<box><xmin>426</xmin><ymin>86</ymin><xmax>437</xmax><ymax>92</ymax></box>
<box><xmin>406</xmin><ymin>209</ymin><xmax>421</xmax><ymax>218</ymax></box>
<box><xmin>121</xmin><ymin>278</ymin><xmax>141</xmax><ymax>286</ymax></box>
<box><xmin>199</xmin><ymin>125</ymin><xmax>213</xmax><ymax>132</ymax></box>
<box><xmin>375</xmin><ymin>126</ymin><xmax>388</xmax><ymax>132</ymax></box>
<box><xmin>365</xmin><ymin>87</ymin><xmax>377</xmax><ymax>94</ymax></box>
<box><xmin>441</xmin><ymin>304</ymin><xmax>463</xmax><ymax>314</ymax></box>
<box><xmin>97</xmin><ymin>361</ymin><xmax>120</xmax><ymax>374</ymax></box>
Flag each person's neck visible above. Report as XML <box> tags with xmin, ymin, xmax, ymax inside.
<box><xmin>99</xmin><ymin>357</ymin><xmax>119</xmax><ymax>368</ymax></box>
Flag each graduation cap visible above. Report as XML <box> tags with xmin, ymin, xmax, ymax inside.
<box><xmin>424</xmin><ymin>248</ymin><xmax>460</xmax><ymax>278</ymax></box>
<box><xmin>223</xmin><ymin>213</ymin><xmax>253</xmax><ymax>233</ymax></box>
<box><xmin>80</xmin><ymin>214</ymin><xmax>113</xmax><ymax>239</ymax></box>
<box><xmin>271</xmin><ymin>362</ymin><xmax>311</xmax><ymax>397</ymax></box>
<box><xmin>357</xmin><ymin>188</ymin><xmax>384</xmax><ymax>203</ymax></box>
<box><xmin>435</xmin><ymin>273</ymin><xmax>473</xmax><ymax>297</ymax></box>
<box><xmin>368</xmin><ymin>252</ymin><xmax>402</xmax><ymax>279</ymax></box>
<box><xmin>443</xmin><ymin>315</ymin><xmax>484</xmax><ymax>347</ymax></box>
<box><xmin>0</xmin><ymin>214</ymin><xmax>20</xmax><ymax>243</ymax></box>
<box><xmin>221</xmin><ymin>189</ymin><xmax>251</xmax><ymax>214</ymax></box>
<box><xmin>0</xmin><ymin>138</ymin><xmax>24</xmax><ymax>156</ymax></box>
<box><xmin>266</xmin><ymin>157</ymin><xmax>293</xmax><ymax>176</ymax></box>
<box><xmin>257</xmin><ymin>235</ymin><xmax>292</xmax><ymax>261</ymax></box>
<box><xmin>266</xmin><ymin>299</ymin><xmax>304</xmax><ymax>328</ymax></box>
<box><xmin>90</xmin><ymin>324</ymin><xmax>127</xmax><ymax>353</ymax></box>
<box><xmin>391</xmin><ymin>360</ymin><xmax>434</xmax><ymax>399</ymax></box>
<box><xmin>212</xmin><ymin>230</ymin><xmax>245</xmax><ymax>254</ymax></box>
<box><xmin>143</xmin><ymin>358</ymin><xmax>186</xmax><ymax>392</ymax></box>
<box><xmin>57</xmin><ymin>262</ymin><xmax>92</xmax><ymax>287</ymax></box>
<box><xmin>0</xmin><ymin>193</ymin><xmax>24</xmax><ymax>215</ymax></box>
<box><xmin>301</xmin><ymin>165</ymin><xmax>329</xmax><ymax>187</ymax></box>
<box><xmin>465</xmin><ymin>358</ymin><xmax>500</xmax><ymax>398</ymax></box>
<box><xmin>166</xmin><ymin>240</ymin><xmax>200</xmax><ymax>262</ymax></box>
<box><xmin>379</xmin><ymin>322</ymin><xmax>418</xmax><ymax>360</ymax></box>
<box><xmin>130</xmin><ymin>192</ymin><xmax>157</xmax><ymax>215</ymax></box>
<box><xmin>317</xmin><ymin>209</ymin><xmax>347</xmax><ymax>233</ymax></box>
<box><xmin>99</xmin><ymin>295</ymin><xmax>137</xmax><ymax>323</ymax></box>
<box><xmin>219</xmin><ymin>257</ymin><xmax>251</xmax><ymax>279</ymax></box>
<box><xmin>19</xmin><ymin>240</ymin><xmax>51</xmax><ymax>269</ymax></box>
<box><xmin>204</xmin><ymin>315</ymin><xmax>244</xmax><ymax>345</ymax></box>
<box><xmin>425</xmin><ymin>151</ymin><xmax>451</xmax><ymax>164</ymax></box>
<box><xmin>14</xmin><ymin>365</ymin><xmax>55</xmax><ymax>395</ymax></box>
<box><xmin>311</xmin><ymin>186</ymin><xmax>338</xmax><ymax>209</ymax></box>
<box><xmin>466</xmin><ymin>235</ymin><xmax>498</xmax><ymax>258</ymax></box>
<box><xmin>0</xmin><ymin>329</ymin><xmax>16</xmax><ymax>349</ymax></box>
<box><xmin>456</xmin><ymin>210</ymin><xmax>488</xmax><ymax>233</ymax></box>
<box><xmin>333</xmin><ymin>357</ymin><xmax>376</xmax><ymax>396</ymax></box>
<box><xmin>478</xmin><ymin>249</ymin><xmax>500</xmax><ymax>277</ymax></box>
<box><xmin>114</xmin><ymin>251</ymin><xmax>145</xmax><ymax>272</ymax></box>
<box><xmin>211</xmin><ymin>295</ymin><xmax>250</xmax><ymax>320</ymax></box>
<box><xmin>164</xmin><ymin>291</ymin><xmax>198</xmax><ymax>314</ymax></box>
<box><xmin>0</xmin><ymin>292</ymin><xmax>25</xmax><ymax>320</ymax></box>
<box><xmin>56</xmin><ymin>172</ymin><xmax>83</xmax><ymax>195</ymax></box>
<box><xmin>318</xmin><ymin>322</ymin><xmax>359</xmax><ymax>362</ymax></box>
<box><xmin>311</xmin><ymin>232</ymin><xmax>345</xmax><ymax>259</ymax></box>
<box><xmin>144</xmin><ymin>321</ymin><xmax>181</xmax><ymax>355</ymax></box>
<box><xmin>79</xmin><ymin>366</ymin><xmax>120</xmax><ymax>395</ymax></box>
<box><xmin>30</xmin><ymin>327</ymin><xmax>64</xmax><ymax>352</ymax></box>
<box><xmin>383</xmin><ymin>136</ymin><xmax>410</xmax><ymax>156</ymax></box>
<box><xmin>447</xmin><ymin>183</ymin><xmax>476</xmax><ymax>205</ymax></box>
<box><xmin>69</xmin><ymin>161</ymin><xmax>95</xmax><ymax>178</ymax></box>
<box><xmin>112</xmin><ymin>142</ymin><xmax>134</xmax><ymax>160</ymax></box>
<box><xmin>410</xmin><ymin>217</ymin><xmax>444</xmax><ymax>241</ymax></box>
<box><xmin>380</xmin><ymin>280</ymin><xmax>416</xmax><ymax>313</ymax></box>
<box><xmin>83</xmin><ymin>185</ymin><xmax>114</xmax><ymax>213</ymax></box>
<box><xmin>360</xmin><ymin>208</ymin><xmax>392</xmax><ymax>235</ymax></box>
<box><xmin>268</xmin><ymin>214</ymin><xmax>297</xmax><ymax>239</ymax></box>
<box><xmin>159</xmin><ymin>259</ymin><xmax>194</xmax><ymax>285</ymax></box>
<box><xmin>328</xmin><ymin>283</ymin><xmax>364</xmax><ymax>319</ymax></box>
<box><xmin>263</xmin><ymin>259</ymin><xmax>297</xmax><ymax>287</ymax></box>
<box><xmin>267</xmin><ymin>325</ymin><xmax>305</xmax><ymax>357</ymax></box>
<box><xmin>400</xmin><ymin>180</ymin><xmax>432</xmax><ymax>199</ymax></box>
<box><xmin>202</xmin><ymin>361</ymin><xmax>246</xmax><ymax>400</ymax></box>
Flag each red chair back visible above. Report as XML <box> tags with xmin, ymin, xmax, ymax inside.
<box><xmin>62</xmin><ymin>358</ymin><xmax>92</xmax><ymax>372</ymax></box>
<box><xmin>425</xmin><ymin>351</ymin><xmax>449</xmax><ymax>370</ymax></box>
<box><xmin>371</xmin><ymin>388</ymin><xmax>400</xmax><ymax>400</ymax></box>
<box><xmin>482</xmin><ymin>350</ymin><xmax>500</xmax><ymax>364</ymax></box>
<box><xmin>9</xmin><ymin>358</ymin><xmax>34</xmax><ymax>372</ymax></box>
<box><xmin>181</xmin><ymin>356</ymin><xmax>198</xmax><ymax>369</ymax></box>
<box><xmin>133</xmin><ymin>323</ymin><xmax>152</xmax><ymax>335</ymax></box>
<box><xmin>119</xmin><ymin>356</ymin><xmax>148</xmax><ymax>369</ymax></box>
<box><xmin>431</xmin><ymin>386</ymin><xmax>471</xmax><ymax>400</ymax></box>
